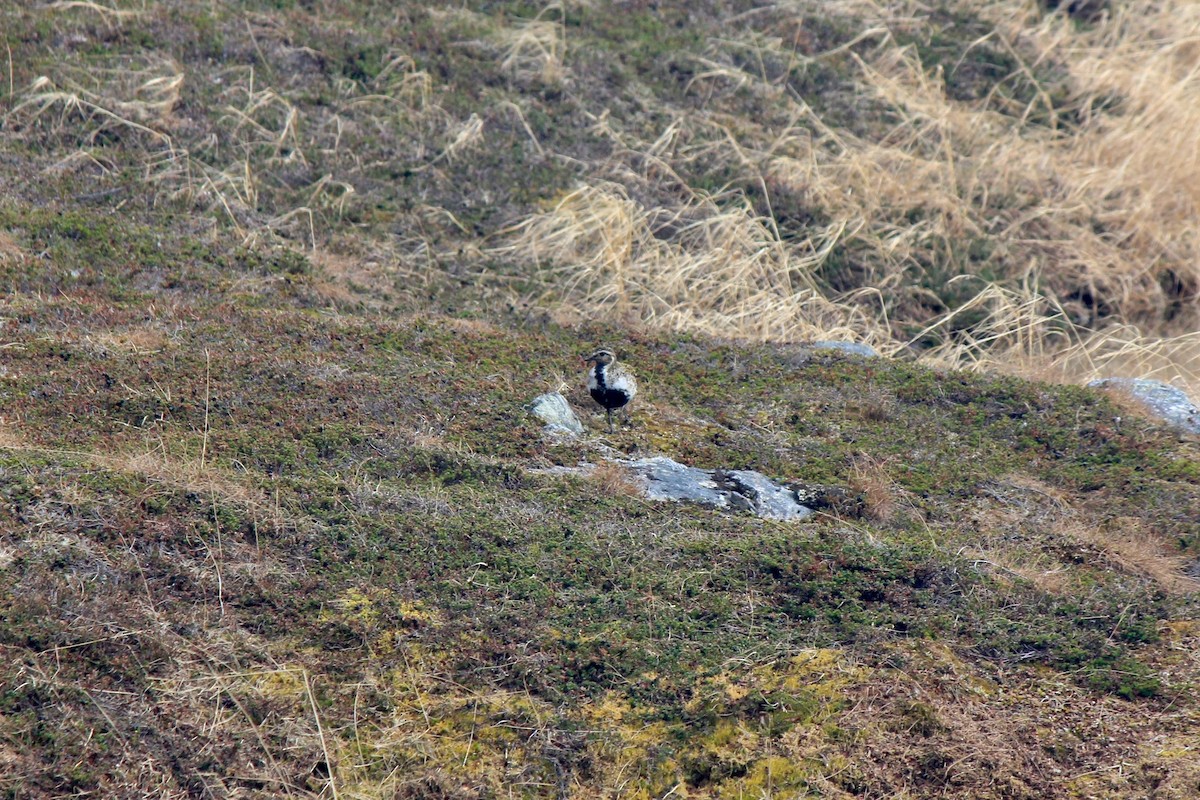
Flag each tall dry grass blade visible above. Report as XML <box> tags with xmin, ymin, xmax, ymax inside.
<box><xmin>497</xmin><ymin>6</ymin><xmax>567</xmax><ymax>86</ymax></box>
<box><xmin>46</xmin><ymin>0</ymin><xmax>144</xmax><ymax>23</ymax></box>
<box><xmin>8</xmin><ymin>74</ymin><xmax>176</xmax><ymax>147</ymax></box>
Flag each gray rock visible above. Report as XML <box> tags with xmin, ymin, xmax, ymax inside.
<box><xmin>528</xmin><ymin>392</ymin><xmax>584</xmax><ymax>436</ymax></box>
<box><xmin>622</xmin><ymin>456</ymin><xmax>814</xmax><ymax>521</ymax></box>
<box><xmin>1087</xmin><ymin>378</ymin><xmax>1200</xmax><ymax>435</ymax></box>
<box><xmin>810</xmin><ymin>340</ymin><xmax>880</xmax><ymax>358</ymax></box>
<box><xmin>720</xmin><ymin>469</ymin><xmax>814</xmax><ymax>521</ymax></box>
<box><xmin>625</xmin><ymin>457</ymin><xmax>724</xmax><ymax>504</ymax></box>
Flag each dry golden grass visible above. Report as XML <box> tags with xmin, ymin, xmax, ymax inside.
<box><xmin>7</xmin><ymin>55</ymin><xmax>182</xmax><ymax>142</ymax></box>
<box><xmin>492</xmin><ymin>0</ymin><xmax>1200</xmax><ymax>396</ymax></box>
<box><xmin>496</xmin><ymin>182</ymin><xmax>883</xmax><ymax>346</ymax></box>
<box><xmin>370</xmin><ymin>53</ymin><xmax>434</xmax><ymax>110</ymax></box>
<box><xmin>46</xmin><ymin>1</ymin><xmax>145</xmax><ymax>26</ymax></box>
<box><xmin>1053</xmin><ymin>327</ymin><xmax>1200</xmax><ymax>389</ymax></box>
<box><xmin>498</xmin><ymin>13</ymin><xmax>568</xmax><ymax>87</ymax></box>
<box><xmin>435</xmin><ymin>112</ymin><xmax>485</xmax><ymax>164</ymax></box>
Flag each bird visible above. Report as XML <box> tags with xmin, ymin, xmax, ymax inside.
<box><xmin>582</xmin><ymin>348</ymin><xmax>638</xmax><ymax>433</ymax></box>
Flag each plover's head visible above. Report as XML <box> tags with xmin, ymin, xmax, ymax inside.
<box><xmin>582</xmin><ymin>348</ymin><xmax>616</xmax><ymax>366</ymax></box>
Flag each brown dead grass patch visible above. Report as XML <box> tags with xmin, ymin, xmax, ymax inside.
<box><xmin>308</xmin><ymin>248</ymin><xmax>376</xmax><ymax>307</ymax></box>
<box><xmin>1054</xmin><ymin>516</ymin><xmax>1198</xmax><ymax>596</ymax></box>
<box><xmin>961</xmin><ymin>501</ymin><xmax>1073</xmax><ymax>594</ymax></box>
<box><xmin>966</xmin><ymin>543</ymin><xmax>1075</xmax><ymax>595</ymax></box>
<box><xmin>0</xmin><ymin>230</ymin><xmax>27</xmax><ymax>265</ymax></box>
<box><xmin>99</xmin><ymin>449</ymin><xmax>265</xmax><ymax>508</ymax></box>
<box><xmin>969</xmin><ymin>473</ymin><xmax>1195</xmax><ymax>595</ymax></box>
<box><xmin>848</xmin><ymin>454</ymin><xmax>904</xmax><ymax>524</ymax></box>
<box><xmin>841</xmin><ymin>638</ymin><xmax>1200</xmax><ymax>800</ymax></box>
<box><xmin>587</xmin><ymin>460</ymin><xmax>643</xmax><ymax>498</ymax></box>
<box><xmin>0</xmin><ymin>424</ymin><xmax>24</xmax><ymax>449</ymax></box>
<box><xmin>441</xmin><ymin>316</ymin><xmax>503</xmax><ymax>336</ymax></box>
<box><xmin>994</xmin><ymin>473</ymin><xmax>1072</xmax><ymax>508</ymax></box>
<box><xmin>85</xmin><ymin>325</ymin><xmax>171</xmax><ymax>355</ymax></box>
<box><xmin>967</xmin><ymin>475</ymin><xmax>1140</xmax><ymax>594</ymax></box>
<box><xmin>0</xmin><ymin>431</ymin><xmax>266</xmax><ymax>512</ymax></box>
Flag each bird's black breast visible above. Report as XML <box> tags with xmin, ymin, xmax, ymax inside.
<box><xmin>590</xmin><ymin>387</ymin><xmax>631</xmax><ymax>410</ymax></box>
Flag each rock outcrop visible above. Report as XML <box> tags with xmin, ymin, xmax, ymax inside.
<box><xmin>1089</xmin><ymin>378</ymin><xmax>1200</xmax><ymax>435</ymax></box>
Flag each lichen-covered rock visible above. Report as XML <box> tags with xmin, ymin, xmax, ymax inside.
<box><xmin>622</xmin><ymin>456</ymin><xmax>814</xmax><ymax>521</ymax></box>
<box><xmin>791</xmin><ymin>483</ymin><xmax>866</xmax><ymax>517</ymax></box>
<box><xmin>718</xmin><ymin>469</ymin><xmax>815</xmax><ymax>521</ymax></box>
<box><xmin>1088</xmin><ymin>378</ymin><xmax>1200</xmax><ymax>435</ymax></box>
<box><xmin>528</xmin><ymin>392</ymin><xmax>584</xmax><ymax>435</ymax></box>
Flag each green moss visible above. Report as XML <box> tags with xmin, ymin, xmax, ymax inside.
<box><xmin>574</xmin><ymin>7</ymin><xmax>705</xmax><ymax>64</ymax></box>
<box><xmin>236</xmin><ymin>246</ymin><xmax>311</xmax><ymax>276</ymax></box>
<box><xmin>1082</xmin><ymin>655</ymin><xmax>1162</xmax><ymax>699</ymax></box>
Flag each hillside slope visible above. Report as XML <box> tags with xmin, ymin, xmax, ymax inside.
<box><xmin>2</xmin><ymin>210</ymin><xmax>1199</xmax><ymax>797</ymax></box>
<box><xmin>1</xmin><ymin>1</ymin><xmax>1199</xmax><ymax>798</ymax></box>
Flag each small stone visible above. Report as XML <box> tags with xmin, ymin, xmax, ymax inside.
<box><xmin>809</xmin><ymin>340</ymin><xmax>880</xmax><ymax>358</ymax></box>
<box><xmin>1088</xmin><ymin>378</ymin><xmax>1200</xmax><ymax>435</ymax></box>
<box><xmin>528</xmin><ymin>392</ymin><xmax>584</xmax><ymax>436</ymax></box>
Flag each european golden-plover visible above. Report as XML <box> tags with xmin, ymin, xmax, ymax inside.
<box><xmin>583</xmin><ymin>348</ymin><xmax>638</xmax><ymax>433</ymax></box>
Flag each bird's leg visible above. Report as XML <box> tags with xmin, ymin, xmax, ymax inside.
<box><xmin>606</xmin><ymin>408</ymin><xmax>613</xmax><ymax>433</ymax></box>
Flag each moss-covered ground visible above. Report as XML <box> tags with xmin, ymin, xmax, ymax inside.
<box><xmin>2</xmin><ymin>1</ymin><xmax>1199</xmax><ymax>798</ymax></box>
